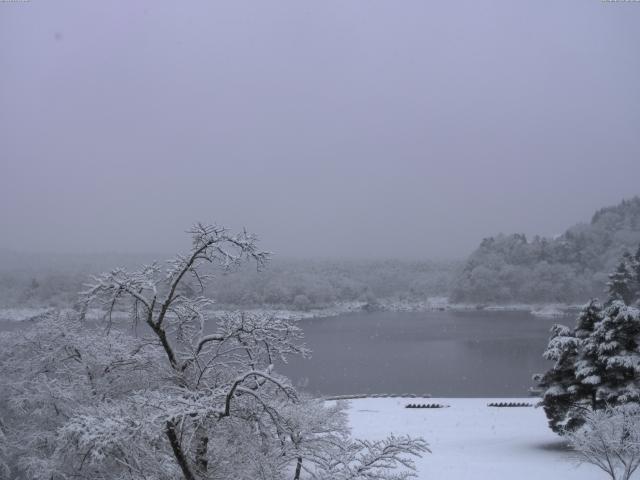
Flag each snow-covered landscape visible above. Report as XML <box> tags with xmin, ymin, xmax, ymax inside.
<box><xmin>347</xmin><ymin>397</ymin><xmax>601</xmax><ymax>479</ymax></box>
<box><xmin>3</xmin><ymin>2</ymin><xmax>640</xmax><ymax>479</ymax></box>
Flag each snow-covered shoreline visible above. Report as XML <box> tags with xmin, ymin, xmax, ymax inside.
<box><xmin>0</xmin><ymin>298</ymin><xmax>581</xmax><ymax>322</ymax></box>
<box><xmin>215</xmin><ymin>297</ymin><xmax>581</xmax><ymax>319</ymax></box>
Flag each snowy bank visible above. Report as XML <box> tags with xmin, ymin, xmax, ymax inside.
<box><xmin>0</xmin><ymin>298</ymin><xmax>581</xmax><ymax>323</ymax></box>
<box><xmin>211</xmin><ymin>298</ymin><xmax>580</xmax><ymax>320</ymax></box>
<box><xmin>346</xmin><ymin>397</ymin><xmax>600</xmax><ymax>480</ymax></box>
<box><xmin>530</xmin><ymin>305</ymin><xmax>567</xmax><ymax>318</ymax></box>
<box><xmin>0</xmin><ymin>307</ymin><xmax>55</xmax><ymax>322</ymax></box>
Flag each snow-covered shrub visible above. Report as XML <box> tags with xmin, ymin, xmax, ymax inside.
<box><xmin>568</xmin><ymin>404</ymin><xmax>640</xmax><ymax>480</ymax></box>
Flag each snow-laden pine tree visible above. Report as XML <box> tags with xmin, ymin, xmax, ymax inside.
<box><xmin>632</xmin><ymin>245</ymin><xmax>640</xmax><ymax>301</ymax></box>
<box><xmin>574</xmin><ymin>300</ymin><xmax>607</xmax><ymax>410</ymax></box>
<box><xmin>588</xmin><ymin>301</ymin><xmax>640</xmax><ymax>405</ymax></box>
<box><xmin>0</xmin><ymin>223</ymin><xmax>428</xmax><ymax>480</ymax></box>
<box><xmin>534</xmin><ymin>323</ymin><xmax>583</xmax><ymax>433</ymax></box>
<box><xmin>607</xmin><ymin>255</ymin><xmax>636</xmax><ymax>306</ymax></box>
<box><xmin>537</xmin><ymin>247</ymin><xmax>640</xmax><ymax>435</ymax></box>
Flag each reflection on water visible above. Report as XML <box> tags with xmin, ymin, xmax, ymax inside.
<box><xmin>277</xmin><ymin>310</ymin><xmax>563</xmax><ymax>397</ymax></box>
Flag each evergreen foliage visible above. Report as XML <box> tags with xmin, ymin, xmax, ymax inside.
<box><xmin>535</xmin><ymin>323</ymin><xmax>584</xmax><ymax>433</ymax></box>
<box><xmin>536</xmin><ymin>248</ymin><xmax>640</xmax><ymax>435</ymax></box>
<box><xmin>589</xmin><ymin>301</ymin><xmax>640</xmax><ymax>405</ymax></box>
<box><xmin>607</xmin><ymin>258</ymin><xmax>636</xmax><ymax>305</ymax></box>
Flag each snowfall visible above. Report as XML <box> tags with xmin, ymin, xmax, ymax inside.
<box><xmin>346</xmin><ymin>397</ymin><xmax>602</xmax><ymax>479</ymax></box>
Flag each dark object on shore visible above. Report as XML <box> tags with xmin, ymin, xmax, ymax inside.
<box><xmin>325</xmin><ymin>393</ymin><xmax>432</xmax><ymax>401</ymax></box>
<box><xmin>405</xmin><ymin>403</ymin><xmax>448</xmax><ymax>409</ymax></box>
<box><xmin>487</xmin><ymin>402</ymin><xmax>532</xmax><ymax>408</ymax></box>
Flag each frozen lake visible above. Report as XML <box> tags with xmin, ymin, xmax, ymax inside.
<box><xmin>278</xmin><ymin>310</ymin><xmax>562</xmax><ymax>397</ymax></box>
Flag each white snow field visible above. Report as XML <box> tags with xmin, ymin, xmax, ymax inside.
<box><xmin>347</xmin><ymin>397</ymin><xmax>602</xmax><ymax>480</ymax></box>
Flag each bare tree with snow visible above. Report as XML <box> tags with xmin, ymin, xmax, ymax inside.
<box><xmin>568</xmin><ymin>404</ymin><xmax>640</xmax><ymax>480</ymax></box>
<box><xmin>0</xmin><ymin>223</ymin><xmax>427</xmax><ymax>480</ymax></box>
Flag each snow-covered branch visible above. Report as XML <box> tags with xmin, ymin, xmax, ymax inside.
<box><xmin>1</xmin><ymin>223</ymin><xmax>429</xmax><ymax>480</ymax></box>
<box><xmin>312</xmin><ymin>434</ymin><xmax>430</xmax><ymax>480</ymax></box>
<box><xmin>568</xmin><ymin>404</ymin><xmax>640</xmax><ymax>480</ymax></box>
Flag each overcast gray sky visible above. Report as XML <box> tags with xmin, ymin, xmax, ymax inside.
<box><xmin>1</xmin><ymin>0</ymin><xmax>639</xmax><ymax>259</ymax></box>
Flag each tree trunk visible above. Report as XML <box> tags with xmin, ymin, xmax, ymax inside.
<box><xmin>195</xmin><ymin>425</ymin><xmax>209</xmax><ymax>475</ymax></box>
<box><xmin>151</xmin><ymin>324</ymin><xmax>179</xmax><ymax>368</ymax></box>
<box><xmin>166</xmin><ymin>420</ymin><xmax>197</xmax><ymax>480</ymax></box>
<box><xmin>293</xmin><ymin>457</ymin><xmax>303</xmax><ymax>480</ymax></box>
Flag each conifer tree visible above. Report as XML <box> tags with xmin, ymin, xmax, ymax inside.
<box><xmin>535</xmin><ymin>324</ymin><xmax>583</xmax><ymax>433</ymax></box>
<box><xmin>631</xmin><ymin>245</ymin><xmax>640</xmax><ymax>302</ymax></box>
<box><xmin>537</xmin><ymin>298</ymin><xmax>640</xmax><ymax>434</ymax></box>
<box><xmin>588</xmin><ymin>301</ymin><xmax>640</xmax><ymax>405</ymax></box>
<box><xmin>536</xmin><ymin>301</ymin><xmax>611</xmax><ymax>434</ymax></box>
<box><xmin>574</xmin><ymin>300</ymin><xmax>606</xmax><ymax>410</ymax></box>
<box><xmin>607</xmin><ymin>257</ymin><xmax>635</xmax><ymax>305</ymax></box>
<box><xmin>538</xmin><ymin>248</ymin><xmax>640</xmax><ymax>435</ymax></box>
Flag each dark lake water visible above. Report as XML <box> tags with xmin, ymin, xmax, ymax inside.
<box><xmin>0</xmin><ymin>310</ymin><xmax>566</xmax><ymax>397</ymax></box>
<box><xmin>278</xmin><ymin>310</ymin><xmax>563</xmax><ymax>397</ymax></box>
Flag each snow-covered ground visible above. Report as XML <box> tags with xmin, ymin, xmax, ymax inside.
<box><xmin>347</xmin><ymin>397</ymin><xmax>601</xmax><ymax>480</ymax></box>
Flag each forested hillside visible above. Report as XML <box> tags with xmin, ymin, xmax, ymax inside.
<box><xmin>452</xmin><ymin>197</ymin><xmax>640</xmax><ymax>304</ymax></box>
<box><xmin>0</xmin><ymin>253</ymin><xmax>458</xmax><ymax>310</ymax></box>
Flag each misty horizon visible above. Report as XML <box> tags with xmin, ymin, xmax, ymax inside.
<box><xmin>3</xmin><ymin>1</ymin><xmax>640</xmax><ymax>259</ymax></box>
<box><xmin>1</xmin><ymin>195</ymin><xmax>638</xmax><ymax>261</ymax></box>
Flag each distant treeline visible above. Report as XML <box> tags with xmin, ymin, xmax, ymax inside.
<box><xmin>0</xmin><ymin>254</ymin><xmax>459</xmax><ymax>310</ymax></box>
<box><xmin>4</xmin><ymin>197</ymin><xmax>640</xmax><ymax>310</ymax></box>
<box><xmin>0</xmin><ymin>252</ymin><xmax>159</xmax><ymax>309</ymax></box>
<box><xmin>452</xmin><ymin>197</ymin><xmax>640</xmax><ymax>304</ymax></box>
